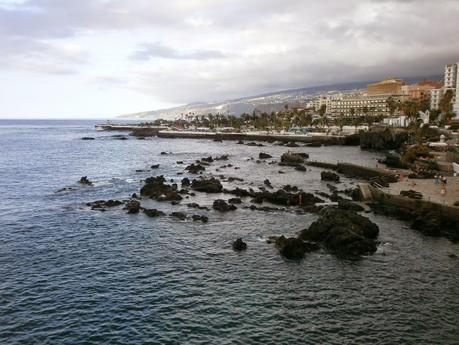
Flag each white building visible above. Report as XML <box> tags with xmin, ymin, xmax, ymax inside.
<box><xmin>444</xmin><ymin>63</ymin><xmax>457</xmax><ymax>88</ymax></box>
<box><xmin>430</xmin><ymin>88</ymin><xmax>443</xmax><ymax>110</ymax></box>
<box><xmin>454</xmin><ymin>62</ymin><xmax>459</xmax><ymax>118</ymax></box>
<box><xmin>383</xmin><ymin>115</ymin><xmax>412</xmax><ymax>127</ymax></box>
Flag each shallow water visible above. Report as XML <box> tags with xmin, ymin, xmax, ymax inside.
<box><xmin>0</xmin><ymin>120</ymin><xmax>458</xmax><ymax>345</ymax></box>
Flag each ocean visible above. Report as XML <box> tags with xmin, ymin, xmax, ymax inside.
<box><xmin>0</xmin><ymin>120</ymin><xmax>458</xmax><ymax>344</ymax></box>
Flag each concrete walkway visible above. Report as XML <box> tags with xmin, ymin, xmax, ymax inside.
<box><xmin>381</xmin><ymin>176</ymin><xmax>459</xmax><ymax>206</ymax></box>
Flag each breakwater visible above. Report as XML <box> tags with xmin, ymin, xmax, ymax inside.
<box><xmin>306</xmin><ymin>161</ymin><xmax>398</xmax><ymax>181</ymax></box>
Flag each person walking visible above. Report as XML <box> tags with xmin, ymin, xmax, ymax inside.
<box><xmin>440</xmin><ymin>176</ymin><xmax>447</xmax><ymax>195</ymax></box>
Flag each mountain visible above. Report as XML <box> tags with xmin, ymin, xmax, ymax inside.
<box><xmin>119</xmin><ymin>75</ymin><xmax>441</xmax><ymax>120</ymax></box>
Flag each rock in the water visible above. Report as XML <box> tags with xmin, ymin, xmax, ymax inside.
<box><xmin>191</xmin><ymin>178</ymin><xmax>223</xmax><ymax>193</ymax></box>
<box><xmin>87</xmin><ymin>199</ymin><xmax>123</xmax><ymax>210</ymax></box>
<box><xmin>264</xmin><ymin>179</ymin><xmax>273</xmax><ymax>188</ymax></box>
<box><xmin>300</xmin><ymin>207</ymin><xmax>379</xmax><ymax>256</ymax></box>
<box><xmin>181</xmin><ymin>177</ymin><xmax>191</xmax><ymax>187</ymax></box>
<box><xmin>192</xmin><ymin>215</ymin><xmax>208</xmax><ymax>222</ymax></box>
<box><xmin>185</xmin><ymin>163</ymin><xmax>205</xmax><ymax>174</ymax></box>
<box><xmin>213</xmin><ymin>199</ymin><xmax>237</xmax><ymax>212</ymax></box>
<box><xmin>286</xmin><ymin>142</ymin><xmax>299</xmax><ymax>147</ymax></box>
<box><xmin>79</xmin><ymin>176</ymin><xmax>93</xmax><ymax>185</ymax></box>
<box><xmin>275</xmin><ymin>235</ymin><xmax>319</xmax><ymax>259</ymax></box>
<box><xmin>215</xmin><ymin>155</ymin><xmax>229</xmax><ymax>160</ymax></box>
<box><xmin>81</xmin><ymin>137</ymin><xmax>95</xmax><ymax>140</ymax></box>
<box><xmin>321</xmin><ymin>171</ymin><xmax>340</xmax><ymax>182</ymax></box>
<box><xmin>259</xmin><ymin>152</ymin><xmax>272</xmax><ymax>159</ymax></box>
<box><xmin>295</xmin><ymin>165</ymin><xmax>307</xmax><ymax>172</ymax></box>
<box><xmin>170</xmin><ymin>212</ymin><xmax>187</xmax><ymax>220</ymax></box>
<box><xmin>140</xmin><ymin>175</ymin><xmax>182</xmax><ymax>202</ymax></box>
<box><xmin>125</xmin><ymin>200</ymin><xmax>141</xmax><ymax>214</ymax></box>
<box><xmin>151</xmin><ymin>164</ymin><xmax>160</xmax><ymax>169</ymax></box>
<box><xmin>143</xmin><ymin>208</ymin><xmax>165</xmax><ymax>217</ymax></box>
<box><xmin>232</xmin><ymin>238</ymin><xmax>247</xmax><ymax>251</ymax></box>
<box><xmin>280</xmin><ymin>152</ymin><xmax>305</xmax><ymax>166</ymax></box>
<box><xmin>228</xmin><ymin>198</ymin><xmax>242</xmax><ymax>204</ymax></box>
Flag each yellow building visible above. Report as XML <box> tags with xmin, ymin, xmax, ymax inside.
<box><xmin>367</xmin><ymin>78</ymin><xmax>406</xmax><ymax>96</ymax></box>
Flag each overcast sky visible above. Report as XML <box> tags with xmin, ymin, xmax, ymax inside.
<box><xmin>1</xmin><ymin>0</ymin><xmax>459</xmax><ymax>118</ymax></box>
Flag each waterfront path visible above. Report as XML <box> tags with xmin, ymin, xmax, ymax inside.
<box><xmin>381</xmin><ymin>177</ymin><xmax>459</xmax><ymax>206</ymax></box>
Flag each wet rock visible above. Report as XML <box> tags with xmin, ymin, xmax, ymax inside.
<box><xmin>237</xmin><ymin>140</ymin><xmax>244</xmax><ymax>144</ymax></box>
<box><xmin>264</xmin><ymin>179</ymin><xmax>272</xmax><ymax>188</ymax></box>
<box><xmin>185</xmin><ymin>163</ymin><xmax>206</xmax><ymax>174</ymax></box>
<box><xmin>215</xmin><ymin>155</ymin><xmax>229</xmax><ymax>160</ymax></box>
<box><xmin>228</xmin><ymin>177</ymin><xmax>244</xmax><ymax>182</ymax></box>
<box><xmin>228</xmin><ymin>198</ymin><xmax>242</xmax><ymax>204</ymax></box>
<box><xmin>259</xmin><ymin>152</ymin><xmax>272</xmax><ymax>159</ymax></box>
<box><xmin>143</xmin><ymin>208</ymin><xmax>165</xmax><ymax>217</ymax></box>
<box><xmin>280</xmin><ymin>152</ymin><xmax>305</xmax><ymax>166</ymax></box>
<box><xmin>181</xmin><ymin>177</ymin><xmax>191</xmax><ymax>187</ymax></box>
<box><xmin>191</xmin><ymin>178</ymin><xmax>223</xmax><ymax>193</ymax></box>
<box><xmin>79</xmin><ymin>176</ymin><xmax>93</xmax><ymax>185</ymax></box>
<box><xmin>131</xmin><ymin>193</ymin><xmax>139</xmax><ymax>199</ymax></box>
<box><xmin>201</xmin><ymin>156</ymin><xmax>214</xmax><ymax>163</ymax></box>
<box><xmin>140</xmin><ymin>175</ymin><xmax>183</xmax><ymax>202</ymax></box>
<box><xmin>303</xmin><ymin>142</ymin><xmax>322</xmax><ymax>147</ymax></box>
<box><xmin>160</xmin><ymin>152</ymin><xmax>168</xmax><ymax>155</ymax></box>
<box><xmin>192</xmin><ymin>215</ymin><xmax>209</xmax><ymax>222</ymax></box>
<box><xmin>295</xmin><ymin>165</ymin><xmax>307</xmax><ymax>172</ymax></box>
<box><xmin>246</xmin><ymin>141</ymin><xmax>264</xmax><ymax>147</ymax></box>
<box><xmin>300</xmin><ymin>207</ymin><xmax>379</xmax><ymax>256</ymax></box>
<box><xmin>286</xmin><ymin>142</ymin><xmax>299</xmax><ymax>147</ymax></box>
<box><xmin>337</xmin><ymin>199</ymin><xmax>364</xmax><ymax>212</ymax></box>
<box><xmin>213</xmin><ymin>199</ymin><xmax>237</xmax><ymax>212</ymax></box>
<box><xmin>87</xmin><ymin>199</ymin><xmax>123</xmax><ymax>210</ymax></box>
<box><xmin>187</xmin><ymin>203</ymin><xmax>210</xmax><ymax>211</ymax></box>
<box><xmin>81</xmin><ymin>137</ymin><xmax>95</xmax><ymax>140</ymax></box>
<box><xmin>125</xmin><ymin>200</ymin><xmax>141</xmax><ymax>214</ymax></box>
<box><xmin>275</xmin><ymin>235</ymin><xmax>320</xmax><ymax>259</ymax></box>
<box><xmin>232</xmin><ymin>238</ymin><xmax>247</xmax><ymax>251</ymax></box>
<box><xmin>151</xmin><ymin>164</ymin><xmax>160</xmax><ymax>169</ymax></box>
<box><xmin>321</xmin><ymin>171</ymin><xmax>340</xmax><ymax>182</ymax></box>
<box><xmin>170</xmin><ymin>212</ymin><xmax>187</xmax><ymax>220</ymax></box>
<box><xmin>176</xmin><ymin>161</ymin><xmax>184</xmax><ymax>164</ymax></box>
<box><xmin>278</xmin><ymin>170</ymin><xmax>285</xmax><ymax>174</ymax></box>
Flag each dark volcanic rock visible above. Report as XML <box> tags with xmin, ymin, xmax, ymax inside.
<box><xmin>213</xmin><ymin>199</ymin><xmax>237</xmax><ymax>212</ymax></box>
<box><xmin>215</xmin><ymin>155</ymin><xmax>229</xmax><ymax>160</ymax></box>
<box><xmin>181</xmin><ymin>177</ymin><xmax>191</xmax><ymax>187</ymax></box>
<box><xmin>321</xmin><ymin>171</ymin><xmax>340</xmax><ymax>182</ymax></box>
<box><xmin>79</xmin><ymin>176</ymin><xmax>93</xmax><ymax>185</ymax></box>
<box><xmin>151</xmin><ymin>164</ymin><xmax>160</xmax><ymax>169</ymax></box>
<box><xmin>286</xmin><ymin>142</ymin><xmax>299</xmax><ymax>147</ymax></box>
<box><xmin>191</xmin><ymin>178</ymin><xmax>223</xmax><ymax>193</ymax></box>
<box><xmin>300</xmin><ymin>207</ymin><xmax>379</xmax><ymax>256</ymax></box>
<box><xmin>170</xmin><ymin>212</ymin><xmax>187</xmax><ymax>220</ymax></box>
<box><xmin>264</xmin><ymin>179</ymin><xmax>273</xmax><ymax>188</ymax></box>
<box><xmin>303</xmin><ymin>142</ymin><xmax>322</xmax><ymax>147</ymax></box>
<box><xmin>125</xmin><ymin>200</ymin><xmax>141</xmax><ymax>214</ymax></box>
<box><xmin>280</xmin><ymin>152</ymin><xmax>305</xmax><ymax>166</ymax></box>
<box><xmin>81</xmin><ymin>137</ymin><xmax>95</xmax><ymax>140</ymax></box>
<box><xmin>295</xmin><ymin>165</ymin><xmax>307</xmax><ymax>171</ymax></box>
<box><xmin>192</xmin><ymin>215</ymin><xmax>208</xmax><ymax>222</ymax></box>
<box><xmin>259</xmin><ymin>152</ymin><xmax>272</xmax><ymax>159</ymax></box>
<box><xmin>275</xmin><ymin>235</ymin><xmax>319</xmax><ymax>259</ymax></box>
<box><xmin>140</xmin><ymin>175</ymin><xmax>182</xmax><ymax>202</ymax></box>
<box><xmin>87</xmin><ymin>199</ymin><xmax>123</xmax><ymax>210</ymax></box>
<box><xmin>232</xmin><ymin>238</ymin><xmax>247</xmax><ymax>251</ymax></box>
<box><xmin>228</xmin><ymin>198</ymin><xmax>242</xmax><ymax>204</ymax></box>
<box><xmin>186</xmin><ymin>163</ymin><xmax>205</xmax><ymax>174</ymax></box>
<box><xmin>143</xmin><ymin>208</ymin><xmax>165</xmax><ymax>217</ymax></box>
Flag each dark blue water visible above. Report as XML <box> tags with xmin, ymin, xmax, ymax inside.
<box><xmin>0</xmin><ymin>120</ymin><xmax>458</xmax><ymax>345</ymax></box>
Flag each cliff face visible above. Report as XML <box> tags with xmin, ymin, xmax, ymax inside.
<box><xmin>360</xmin><ymin>128</ymin><xmax>409</xmax><ymax>150</ymax></box>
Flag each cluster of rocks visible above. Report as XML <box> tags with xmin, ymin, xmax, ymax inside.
<box><xmin>280</xmin><ymin>152</ymin><xmax>308</xmax><ymax>166</ymax></box>
<box><xmin>79</xmin><ymin>176</ymin><xmax>93</xmax><ymax>185</ymax></box>
<box><xmin>321</xmin><ymin>171</ymin><xmax>340</xmax><ymax>182</ymax></box>
<box><xmin>140</xmin><ymin>175</ymin><xmax>183</xmax><ymax>202</ymax></box>
<box><xmin>191</xmin><ymin>178</ymin><xmax>223</xmax><ymax>193</ymax></box>
<box><xmin>213</xmin><ymin>199</ymin><xmax>237</xmax><ymax>212</ymax></box>
<box><xmin>86</xmin><ymin>199</ymin><xmax>124</xmax><ymax>211</ymax></box>
<box><xmin>271</xmin><ymin>207</ymin><xmax>380</xmax><ymax>259</ymax></box>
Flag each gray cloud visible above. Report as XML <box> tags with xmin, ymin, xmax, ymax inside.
<box><xmin>131</xmin><ymin>42</ymin><xmax>226</xmax><ymax>61</ymax></box>
<box><xmin>1</xmin><ymin>0</ymin><xmax>459</xmax><ymax>105</ymax></box>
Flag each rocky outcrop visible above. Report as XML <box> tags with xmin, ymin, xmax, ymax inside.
<box><xmin>185</xmin><ymin>163</ymin><xmax>205</xmax><ymax>174</ymax></box>
<box><xmin>232</xmin><ymin>238</ymin><xmax>247</xmax><ymax>251</ymax></box>
<box><xmin>259</xmin><ymin>152</ymin><xmax>272</xmax><ymax>159</ymax></box>
<box><xmin>191</xmin><ymin>178</ymin><xmax>223</xmax><ymax>193</ymax></box>
<box><xmin>170</xmin><ymin>212</ymin><xmax>187</xmax><ymax>220</ymax></box>
<box><xmin>321</xmin><ymin>171</ymin><xmax>340</xmax><ymax>182</ymax></box>
<box><xmin>143</xmin><ymin>208</ymin><xmax>165</xmax><ymax>217</ymax></box>
<box><xmin>228</xmin><ymin>198</ymin><xmax>242</xmax><ymax>204</ymax></box>
<box><xmin>87</xmin><ymin>199</ymin><xmax>123</xmax><ymax>210</ymax></box>
<box><xmin>213</xmin><ymin>199</ymin><xmax>237</xmax><ymax>212</ymax></box>
<box><xmin>280</xmin><ymin>152</ymin><xmax>305</xmax><ymax>166</ymax></box>
<box><xmin>125</xmin><ymin>200</ymin><xmax>141</xmax><ymax>214</ymax></box>
<box><xmin>192</xmin><ymin>215</ymin><xmax>209</xmax><ymax>222</ymax></box>
<box><xmin>300</xmin><ymin>207</ymin><xmax>379</xmax><ymax>256</ymax></box>
<box><xmin>275</xmin><ymin>235</ymin><xmax>320</xmax><ymax>259</ymax></box>
<box><xmin>337</xmin><ymin>199</ymin><xmax>364</xmax><ymax>212</ymax></box>
<box><xmin>181</xmin><ymin>177</ymin><xmax>191</xmax><ymax>187</ymax></box>
<box><xmin>378</xmin><ymin>153</ymin><xmax>408</xmax><ymax>169</ymax></box>
<box><xmin>360</xmin><ymin>128</ymin><xmax>409</xmax><ymax>150</ymax></box>
<box><xmin>79</xmin><ymin>176</ymin><xmax>93</xmax><ymax>185</ymax></box>
<box><xmin>140</xmin><ymin>175</ymin><xmax>183</xmax><ymax>202</ymax></box>
<box><xmin>151</xmin><ymin>164</ymin><xmax>160</xmax><ymax>169</ymax></box>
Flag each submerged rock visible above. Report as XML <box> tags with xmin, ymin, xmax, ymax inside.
<box><xmin>151</xmin><ymin>164</ymin><xmax>160</xmax><ymax>169</ymax></box>
<box><xmin>170</xmin><ymin>212</ymin><xmax>187</xmax><ymax>220</ymax></box>
<box><xmin>228</xmin><ymin>198</ymin><xmax>242</xmax><ymax>204</ymax></box>
<box><xmin>192</xmin><ymin>215</ymin><xmax>208</xmax><ymax>222</ymax></box>
<box><xmin>185</xmin><ymin>163</ymin><xmax>205</xmax><ymax>174</ymax></box>
<box><xmin>181</xmin><ymin>177</ymin><xmax>191</xmax><ymax>187</ymax></box>
<box><xmin>232</xmin><ymin>238</ymin><xmax>247</xmax><ymax>251</ymax></box>
<box><xmin>81</xmin><ymin>137</ymin><xmax>95</xmax><ymax>140</ymax></box>
<box><xmin>213</xmin><ymin>199</ymin><xmax>237</xmax><ymax>212</ymax></box>
<box><xmin>87</xmin><ymin>199</ymin><xmax>123</xmax><ymax>210</ymax></box>
<box><xmin>280</xmin><ymin>152</ymin><xmax>305</xmax><ymax>166</ymax></box>
<box><xmin>143</xmin><ymin>208</ymin><xmax>165</xmax><ymax>217</ymax></box>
